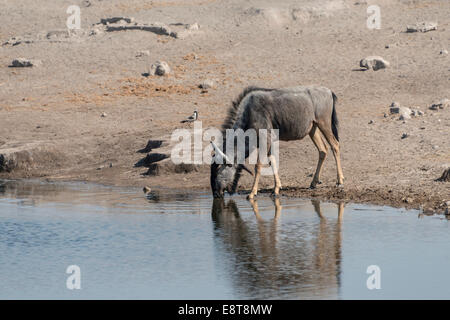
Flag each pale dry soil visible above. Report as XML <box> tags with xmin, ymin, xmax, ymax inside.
<box><xmin>0</xmin><ymin>0</ymin><xmax>449</xmax><ymax>212</ymax></box>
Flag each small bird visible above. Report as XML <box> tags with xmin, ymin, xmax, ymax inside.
<box><xmin>180</xmin><ymin>110</ymin><xmax>198</xmax><ymax>123</ymax></box>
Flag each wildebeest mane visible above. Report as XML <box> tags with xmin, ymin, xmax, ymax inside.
<box><xmin>221</xmin><ymin>86</ymin><xmax>274</xmax><ymax>132</ymax></box>
<box><xmin>219</xmin><ymin>86</ymin><xmax>273</xmax><ymax>194</ymax></box>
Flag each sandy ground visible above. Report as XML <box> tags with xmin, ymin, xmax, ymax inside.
<box><xmin>0</xmin><ymin>0</ymin><xmax>449</xmax><ymax>212</ymax></box>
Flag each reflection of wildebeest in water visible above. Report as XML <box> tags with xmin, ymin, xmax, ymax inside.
<box><xmin>210</xmin><ymin>86</ymin><xmax>345</xmax><ymax>198</ymax></box>
<box><xmin>211</xmin><ymin>198</ymin><xmax>344</xmax><ymax>299</ymax></box>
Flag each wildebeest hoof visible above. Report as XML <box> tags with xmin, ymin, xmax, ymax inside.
<box><xmin>309</xmin><ymin>184</ymin><xmax>316</xmax><ymax>189</ymax></box>
<box><xmin>271</xmin><ymin>193</ymin><xmax>280</xmax><ymax>199</ymax></box>
<box><xmin>309</xmin><ymin>180</ymin><xmax>322</xmax><ymax>189</ymax></box>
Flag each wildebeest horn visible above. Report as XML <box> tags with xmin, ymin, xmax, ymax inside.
<box><xmin>210</xmin><ymin>141</ymin><xmax>232</xmax><ymax>164</ymax></box>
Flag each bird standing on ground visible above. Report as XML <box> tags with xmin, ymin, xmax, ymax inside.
<box><xmin>180</xmin><ymin>110</ymin><xmax>198</xmax><ymax>123</ymax></box>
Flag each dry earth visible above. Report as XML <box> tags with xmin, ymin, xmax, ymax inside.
<box><xmin>0</xmin><ymin>0</ymin><xmax>449</xmax><ymax>212</ymax></box>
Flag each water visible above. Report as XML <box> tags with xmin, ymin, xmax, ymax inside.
<box><xmin>0</xmin><ymin>179</ymin><xmax>449</xmax><ymax>300</ymax></box>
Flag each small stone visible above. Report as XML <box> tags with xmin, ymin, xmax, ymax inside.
<box><xmin>149</xmin><ymin>61</ymin><xmax>170</xmax><ymax>76</ymax></box>
<box><xmin>368</xmin><ymin>120</ymin><xmax>374</xmax><ymax>124</ymax></box>
<box><xmin>100</xmin><ymin>17</ymin><xmax>135</xmax><ymax>25</ymax></box>
<box><xmin>199</xmin><ymin>79</ymin><xmax>215</xmax><ymax>89</ymax></box>
<box><xmin>389</xmin><ymin>102</ymin><xmax>402</xmax><ymax>113</ymax></box>
<box><xmin>10</xmin><ymin>58</ymin><xmax>41</xmax><ymax>67</ymax></box>
<box><xmin>136</xmin><ymin>50</ymin><xmax>150</xmax><ymax>57</ymax></box>
<box><xmin>186</xmin><ymin>22</ymin><xmax>200</xmax><ymax>31</ymax></box>
<box><xmin>417</xmin><ymin>110</ymin><xmax>424</xmax><ymax>116</ymax></box>
<box><xmin>406</xmin><ymin>21</ymin><xmax>438</xmax><ymax>33</ymax></box>
<box><xmin>404</xmin><ymin>197</ymin><xmax>413</xmax><ymax>204</ymax></box>
<box><xmin>101</xmin><ymin>112</ymin><xmax>107</xmax><ymax>117</ymax></box>
<box><xmin>143</xmin><ymin>186</ymin><xmax>152</xmax><ymax>193</ymax></box>
<box><xmin>401</xmin><ymin>133</ymin><xmax>409</xmax><ymax>139</ymax></box>
<box><xmin>360</xmin><ymin>56</ymin><xmax>390</xmax><ymax>71</ymax></box>
<box><xmin>440</xmin><ymin>49</ymin><xmax>448</xmax><ymax>55</ymax></box>
<box><xmin>429</xmin><ymin>99</ymin><xmax>449</xmax><ymax>111</ymax></box>
<box><xmin>3</xmin><ymin>36</ymin><xmax>34</xmax><ymax>46</ymax></box>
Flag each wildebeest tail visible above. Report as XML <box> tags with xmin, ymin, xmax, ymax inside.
<box><xmin>331</xmin><ymin>91</ymin><xmax>339</xmax><ymax>142</ymax></box>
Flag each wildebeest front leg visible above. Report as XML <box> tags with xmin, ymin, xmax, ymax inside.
<box><xmin>269</xmin><ymin>154</ymin><xmax>282</xmax><ymax>196</ymax></box>
<box><xmin>309</xmin><ymin>125</ymin><xmax>328</xmax><ymax>189</ymax></box>
<box><xmin>247</xmin><ymin>159</ymin><xmax>261</xmax><ymax>200</ymax></box>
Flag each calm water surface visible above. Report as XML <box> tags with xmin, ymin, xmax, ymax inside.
<box><xmin>0</xmin><ymin>180</ymin><xmax>449</xmax><ymax>299</ymax></box>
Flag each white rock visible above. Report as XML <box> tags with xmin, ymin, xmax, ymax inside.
<box><xmin>399</xmin><ymin>113</ymin><xmax>411</xmax><ymax>120</ymax></box>
<box><xmin>199</xmin><ymin>79</ymin><xmax>215</xmax><ymax>89</ymax></box>
<box><xmin>149</xmin><ymin>61</ymin><xmax>170</xmax><ymax>76</ymax></box>
<box><xmin>187</xmin><ymin>23</ymin><xmax>200</xmax><ymax>31</ymax></box>
<box><xmin>136</xmin><ymin>50</ymin><xmax>150</xmax><ymax>57</ymax></box>
<box><xmin>360</xmin><ymin>56</ymin><xmax>390</xmax><ymax>71</ymax></box>
<box><xmin>406</xmin><ymin>21</ymin><xmax>438</xmax><ymax>33</ymax></box>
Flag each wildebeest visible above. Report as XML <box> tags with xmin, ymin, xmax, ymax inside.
<box><xmin>210</xmin><ymin>85</ymin><xmax>344</xmax><ymax>199</ymax></box>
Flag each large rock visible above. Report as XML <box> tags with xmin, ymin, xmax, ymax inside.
<box><xmin>360</xmin><ymin>56</ymin><xmax>390</xmax><ymax>71</ymax></box>
<box><xmin>0</xmin><ymin>142</ymin><xmax>65</xmax><ymax>174</ymax></box>
<box><xmin>135</xmin><ymin>137</ymin><xmax>199</xmax><ymax>176</ymax></box>
<box><xmin>0</xmin><ymin>144</ymin><xmax>36</xmax><ymax>172</ymax></box>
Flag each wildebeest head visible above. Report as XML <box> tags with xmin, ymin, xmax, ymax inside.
<box><xmin>210</xmin><ymin>141</ymin><xmax>253</xmax><ymax>198</ymax></box>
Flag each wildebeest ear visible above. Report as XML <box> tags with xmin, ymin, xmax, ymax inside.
<box><xmin>241</xmin><ymin>165</ymin><xmax>254</xmax><ymax>176</ymax></box>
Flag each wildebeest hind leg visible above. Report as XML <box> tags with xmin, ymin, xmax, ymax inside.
<box><xmin>317</xmin><ymin>124</ymin><xmax>344</xmax><ymax>186</ymax></box>
<box><xmin>269</xmin><ymin>155</ymin><xmax>282</xmax><ymax>196</ymax></box>
<box><xmin>308</xmin><ymin>125</ymin><xmax>328</xmax><ymax>189</ymax></box>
